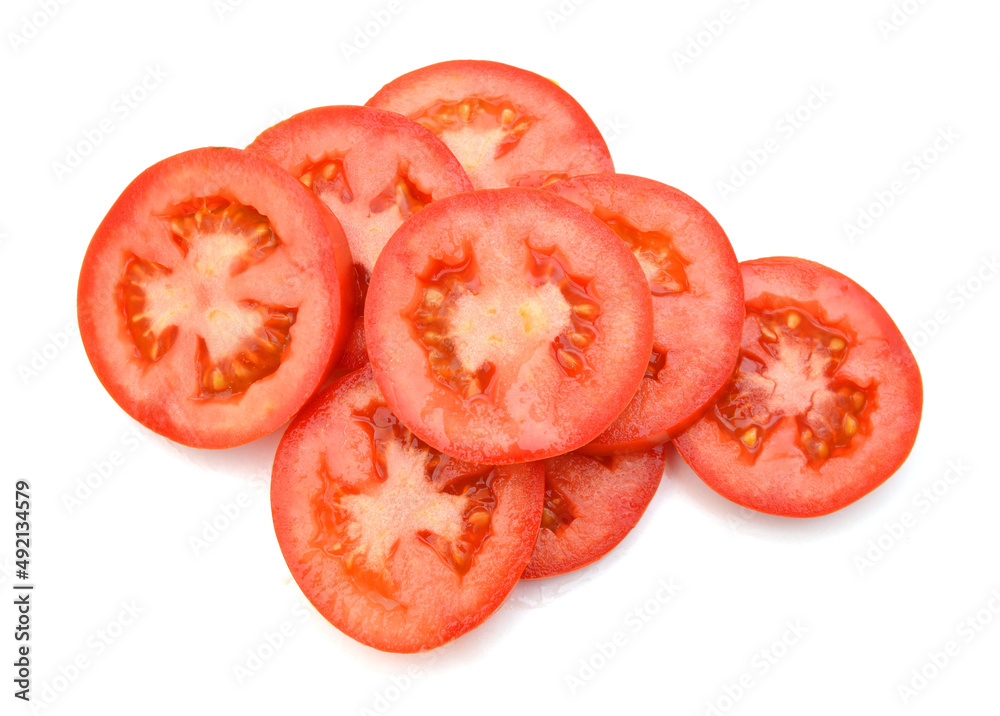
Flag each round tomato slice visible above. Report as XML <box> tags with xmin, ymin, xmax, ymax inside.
<box><xmin>271</xmin><ymin>366</ymin><xmax>544</xmax><ymax>653</ymax></box>
<box><xmin>77</xmin><ymin>147</ymin><xmax>355</xmax><ymax>449</ymax></box>
<box><xmin>547</xmin><ymin>174</ymin><xmax>744</xmax><ymax>454</ymax></box>
<box><xmin>365</xmin><ymin>188</ymin><xmax>654</xmax><ymax>465</ymax></box>
<box><xmin>523</xmin><ymin>445</ymin><xmax>666</xmax><ymax>580</ymax></box>
<box><xmin>674</xmin><ymin>257</ymin><xmax>923</xmax><ymax>517</ymax></box>
<box><xmin>247</xmin><ymin>105</ymin><xmax>473</xmax><ymax>370</ymax></box>
<box><xmin>367</xmin><ymin>60</ymin><xmax>613</xmax><ymax>190</ymax></box>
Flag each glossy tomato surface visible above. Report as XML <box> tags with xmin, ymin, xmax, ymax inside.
<box><xmin>271</xmin><ymin>367</ymin><xmax>544</xmax><ymax>653</ymax></box>
<box><xmin>365</xmin><ymin>188</ymin><xmax>653</xmax><ymax>465</ymax></box>
<box><xmin>248</xmin><ymin>106</ymin><xmax>473</xmax><ymax>369</ymax></box>
<box><xmin>523</xmin><ymin>445</ymin><xmax>666</xmax><ymax>579</ymax></box>
<box><xmin>547</xmin><ymin>174</ymin><xmax>744</xmax><ymax>453</ymax></box>
<box><xmin>674</xmin><ymin>257</ymin><xmax>923</xmax><ymax>517</ymax></box>
<box><xmin>367</xmin><ymin>60</ymin><xmax>613</xmax><ymax>190</ymax></box>
<box><xmin>77</xmin><ymin>147</ymin><xmax>354</xmax><ymax>448</ymax></box>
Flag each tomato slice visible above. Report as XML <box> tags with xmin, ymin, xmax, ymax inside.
<box><xmin>365</xmin><ymin>188</ymin><xmax>654</xmax><ymax>465</ymax></box>
<box><xmin>271</xmin><ymin>366</ymin><xmax>544</xmax><ymax>653</ymax></box>
<box><xmin>523</xmin><ymin>445</ymin><xmax>666</xmax><ymax>580</ymax></box>
<box><xmin>247</xmin><ymin>105</ymin><xmax>473</xmax><ymax>370</ymax></box>
<box><xmin>546</xmin><ymin>174</ymin><xmax>744</xmax><ymax>454</ymax></box>
<box><xmin>77</xmin><ymin>147</ymin><xmax>355</xmax><ymax>448</ymax></box>
<box><xmin>674</xmin><ymin>257</ymin><xmax>923</xmax><ymax>517</ymax></box>
<box><xmin>367</xmin><ymin>60</ymin><xmax>613</xmax><ymax>190</ymax></box>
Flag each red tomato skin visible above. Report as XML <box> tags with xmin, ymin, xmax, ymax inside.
<box><xmin>77</xmin><ymin>147</ymin><xmax>354</xmax><ymax>449</ymax></box>
<box><xmin>674</xmin><ymin>257</ymin><xmax>923</xmax><ymax>517</ymax></box>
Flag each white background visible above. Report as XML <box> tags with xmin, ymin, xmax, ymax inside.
<box><xmin>2</xmin><ymin>0</ymin><xmax>998</xmax><ymax>714</ymax></box>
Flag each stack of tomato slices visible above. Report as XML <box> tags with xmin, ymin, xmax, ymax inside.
<box><xmin>77</xmin><ymin>60</ymin><xmax>923</xmax><ymax>653</ymax></box>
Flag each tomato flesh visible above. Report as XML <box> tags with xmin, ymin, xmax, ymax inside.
<box><xmin>248</xmin><ymin>105</ymin><xmax>473</xmax><ymax>370</ymax></box>
<box><xmin>271</xmin><ymin>367</ymin><xmax>544</xmax><ymax>652</ymax></box>
<box><xmin>408</xmin><ymin>243</ymin><xmax>605</xmax><ymax>398</ymax></box>
<box><xmin>523</xmin><ymin>446</ymin><xmax>667</xmax><ymax>579</ymax></box>
<box><xmin>546</xmin><ymin>174</ymin><xmax>744</xmax><ymax>454</ymax></box>
<box><xmin>365</xmin><ymin>188</ymin><xmax>654</xmax><ymax>465</ymax></box>
<box><xmin>367</xmin><ymin>60</ymin><xmax>614</xmax><ymax>190</ymax></box>
<box><xmin>78</xmin><ymin>147</ymin><xmax>354</xmax><ymax>448</ymax></box>
<box><xmin>674</xmin><ymin>257</ymin><xmax>923</xmax><ymax>517</ymax></box>
<box><xmin>123</xmin><ymin>201</ymin><xmax>298</xmax><ymax>399</ymax></box>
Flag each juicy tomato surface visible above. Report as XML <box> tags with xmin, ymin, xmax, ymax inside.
<box><xmin>77</xmin><ymin>147</ymin><xmax>354</xmax><ymax>448</ymax></box>
<box><xmin>547</xmin><ymin>174</ymin><xmax>744</xmax><ymax>454</ymax></box>
<box><xmin>271</xmin><ymin>366</ymin><xmax>544</xmax><ymax>653</ymax></box>
<box><xmin>674</xmin><ymin>257</ymin><xmax>923</xmax><ymax>517</ymax></box>
<box><xmin>365</xmin><ymin>188</ymin><xmax>654</xmax><ymax>465</ymax></box>
<box><xmin>523</xmin><ymin>445</ymin><xmax>667</xmax><ymax>580</ymax></box>
<box><xmin>367</xmin><ymin>60</ymin><xmax>613</xmax><ymax>190</ymax></box>
<box><xmin>248</xmin><ymin>105</ymin><xmax>473</xmax><ymax>369</ymax></box>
